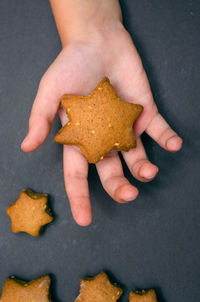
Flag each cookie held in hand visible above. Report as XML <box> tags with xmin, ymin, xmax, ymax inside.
<box><xmin>7</xmin><ymin>189</ymin><xmax>53</xmax><ymax>237</ymax></box>
<box><xmin>129</xmin><ymin>289</ymin><xmax>158</xmax><ymax>302</ymax></box>
<box><xmin>74</xmin><ymin>272</ymin><xmax>122</xmax><ymax>302</ymax></box>
<box><xmin>0</xmin><ymin>275</ymin><xmax>51</xmax><ymax>302</ymax></box>
<box><xmin>54</xmin><ymin>77</ymin><xmax>143</xmax><ymax>163</ymax></box>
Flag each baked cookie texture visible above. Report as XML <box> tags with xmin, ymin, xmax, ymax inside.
<box><xmin>0</xmin><ymin>275</ymin><xmax>51</xmax><ymax>302</ymax></box>
<box><xmin>54</xmin><ymin>77</ymin><xmax>143</xmax><ymax>163</ymax></box>
<box><xmin>129</xmin><ymin>289</ymin><xmax>158</xmax><ymax>302</ymax></box>
<box><xmin>75</xmin><ymin>272</ymin><xmax>123</xmax><ymax>302</ymax></box>
<box><xmin>7</xmin><ymin>189</ymin><xmax>53</xmax><ymax>237</ymax></box>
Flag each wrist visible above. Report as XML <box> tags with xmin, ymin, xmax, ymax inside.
<box><xmin>50</xmin><ymin>0</ymin><xmax>123</xmax><ymax>47</ymax></box>
<box><xmin>64</xmin><ymin>20</ymin><xmax>125</xmax><ymax>47</ymax></box>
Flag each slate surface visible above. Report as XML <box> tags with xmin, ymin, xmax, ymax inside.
<box><xmin>0</xmin><ymin>0</ymin><xmax>199</xmax><ymax>301</ymax></box>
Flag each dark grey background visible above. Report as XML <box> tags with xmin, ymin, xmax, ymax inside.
<box><xmin>0</xmin><ymin>0</ymin><xmax>199</xmax><ymax>301</ymax></box>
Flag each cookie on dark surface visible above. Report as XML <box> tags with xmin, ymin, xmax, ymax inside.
<box><xmin>129</xmin><ymin>289</ymin><xmax>158</xmax><ymax>302</ymax></box>
<box><xmin>7</xmin><ymin>189</ymin><xmax>53</xmax><ymax>237</ymax></box>
<box><xmin>74</xmin><ymin>272</ymin><xmax>123</xmax><ymax>302</ymax></box>
<box><xmin>0</xmin><ymin>275</ymin><xmax>52</xmax><ymax>302</ymax></box>
<box><xmin>54</xmin><ymin>77</ymin><xmax>143</xmax><ymax>163</ymax></box>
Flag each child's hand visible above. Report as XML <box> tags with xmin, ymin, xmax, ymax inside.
<box><xmin>21</xmin><ymin>0</ymin><xmax>182</xmax><ymax>226</ymax></box>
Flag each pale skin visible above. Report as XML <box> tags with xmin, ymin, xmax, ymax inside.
<box><xmin>21</xmin><ymin>0</ymin><xmax>183</xmax><ymax>226</ymax></box>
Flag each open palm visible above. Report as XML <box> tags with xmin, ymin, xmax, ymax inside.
<box><xmin>21</xmin><ymin>28</ymin><xmax>182</xmax><ymax>226</ymax></box>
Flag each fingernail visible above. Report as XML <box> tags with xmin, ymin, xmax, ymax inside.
<box><xmin>145</xmin><ymin>175</ymin><xmax>155</xmax><ymax>180</ymax></box>
<box><xmin>21</xmin><ymin>133</ymin><xmax>29</xmax><ymax>149</ymax></box>
<box><xmin>120</xmin><ymin>197</ymin><xmax>133</xmax><ymax>203</ymax></box>
<box><xmin>22</xmin><ymin>129</ymin><xmax>30</xmax><ymax>142</ymax></box>
<box><xmin>141</xmin><ymin>166</ymin><xmax>159</xmax><ymax>180</ymax></box>
<box><xmin>21</xmin><ymin>137</ymin><xmax>27</xmax><ymax>146</ymax></box>
<box><xmin>166</xmin><ymin>136</ymin><xmax>183</xmax><ymax>152</ymax></box>
<box><xmin>121</xmin><ymin>190</ymin><xmax>139</xmax><ymax>202</ymax></box>
<box><xmin>145</xmin><ymin>171</ymin><xmax>157</xmax><ymax>180</ymax></box>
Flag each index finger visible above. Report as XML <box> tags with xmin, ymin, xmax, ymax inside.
<box><xmin>21</xmin><ymin>75</ymin><xmax>62</xmax><ymax>152</ymax></box>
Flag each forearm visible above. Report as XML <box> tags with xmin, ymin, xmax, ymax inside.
<box><xmin>49</xmin><ymin>0</ymin><xmax>123</xmax><ymax>46</ymax></box>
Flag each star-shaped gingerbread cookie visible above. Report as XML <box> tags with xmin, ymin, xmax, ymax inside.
<box><xmin>0</xmin><ymin>275</ymin><xmax>51</xmax><ymax>302</ymax></box>
<box><xmin>7</xmin><ymin>189</ymin><xmax>53</xmax><ymax>237</ymax></box>
<box><xmin>74</xmin><ymin>272</ymin><xmax>122</xmax><ymax>302</ymax></box>
<box><xmin>129</xmin><ymin>289</ymin><xmax>158</xmax><ymax>302</ymax></box>
<box><xmin>54</xmin><ymin>77</ymin><xmax>143</xmax><ymax>163</ymax></box>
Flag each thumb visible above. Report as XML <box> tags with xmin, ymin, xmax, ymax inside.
<box><xmin>21</xmin><ymin>75</ymin><xmax>61</xmax><ymax>152</ymax></box>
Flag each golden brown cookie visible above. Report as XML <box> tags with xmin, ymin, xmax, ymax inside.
<box><xmin>7</xmin><ymin>189</ymin><xmax>53</xmax><ymax>237</ymax></box>
<box><xmin>74</xmin><ymin>272</ymin><xmax>123</xmax><ymax>302</ymax></box>
<box><xmin>0</xmin><ymin>275</ymin><xmax>51</xmax><ymax>302</ymax></box>
<box><xmin>54</xmin><ymin>77</ymin><xmax>143</xmax><ymax>163</ymax></box>
<box><xmin>129</xmin><ymin>289</ymin><xmax>158</xmax><ymax>302</ymax></box>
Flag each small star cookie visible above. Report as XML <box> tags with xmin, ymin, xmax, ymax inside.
<box><xmin>54</xmin><ymin>77</ymin><xmax>143</xmax><ymax>163</ymax></box>
<box><xmin>129</xmin><ymin>289</ymin><xmax>158</xmax><ymax>302</ymax></box>
<box><xmin>0</xmin><ymin>275</ymin><xmax>51</xmax><ymax>302</ymax></box>
<box><xmin>74</xmin><ymin>272</ymin><xmax>122</xmax><ymax>302</ymax></box>
<box><xmin>7</xmin><ymin>189</ymin><xmax>53</xmax><ymax>237</ymax></box>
